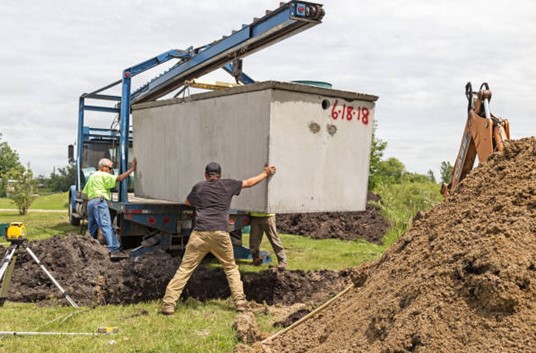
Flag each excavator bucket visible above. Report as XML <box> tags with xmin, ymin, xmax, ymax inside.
<box><xmin>442</xmin><ymin>82</ymin><xmax>510</xmax><ymax>197</ymax></box>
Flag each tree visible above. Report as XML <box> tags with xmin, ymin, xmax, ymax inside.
<box><xmin>0</xmin><ymin>133</ymin><xmax>22</xmax><ymax>197</ymax></box>
<box><xmin>48</xmin><ymin>163</ymin><xmax>76</xmax><ymax>192</ymax></box>
<box><xmin>427</xmin><ymin>169</ymin><xmax>436</xmax><ymax>183</ymax></box>
<box><xmin>8</xmin><ymin>166</ymin><xmax>38</xmax><ymax>215</ymax></box>
<box><xmin>368</xmin><ymin>120</ymin><xmax>388</xmax><ymax>189</ymax></box>
<box><xmin>375</xmin><ymin>157</ymin><xmax>406</xmax><ymax>184</ymax></box>
<box><xmin>367</xmin><ymin>122</ymin><xmax>438</xmax><ymax>189</ymax></box>
<box><xmin>402</xmin><ymin>171</ymin><xmax>434</xmax><ymax>184</ymax></box>
<box><xmin>440</xmin><ymin>161</ymin><xmax>453</xmax><ymax>184</ymax></box>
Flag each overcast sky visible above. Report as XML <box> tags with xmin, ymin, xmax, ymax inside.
<box><xmin>1</xmin><ymin>0</ymin><xmax>535</xmax><ymax>179</ymax></box>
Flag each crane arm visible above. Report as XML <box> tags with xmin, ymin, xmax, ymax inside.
<box><xmin>130</xmin><ymin>1</ymin><xmax>325</xmax><ymax>104</ymax></box>
<box><xmin>78</xmin><ymin>1</ymin><xmax>326</xmax><ymax>203</ymax></box>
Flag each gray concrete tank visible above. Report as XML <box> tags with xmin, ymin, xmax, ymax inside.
<box><xmin>132</xmin><ymin>81</ymin><xmax>378</xmax><ymax>213</ymax></box>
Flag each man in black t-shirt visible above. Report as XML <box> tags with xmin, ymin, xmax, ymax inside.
<box><xmin>161</xmin><ymin>162</ymin><xmax>277</xmax><ymax>315</ymax></box>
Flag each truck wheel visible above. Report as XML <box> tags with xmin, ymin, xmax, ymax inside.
<box><xmin>69</xmin><ymin>207</ymin><xmax>81</xmax><ymax>226</ymax></box>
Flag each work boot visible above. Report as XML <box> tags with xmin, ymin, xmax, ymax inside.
<box><xmin>251</xmin><ymin>251</ymin><xmax>262</xmax><ymax>266</ymax></box>
<box><xmin>160</xmin><ymin>307</ymin><xmax>175</xmax><ymax>316</ymax></box>
<box><xmin>235</xmin><ymin>300</ymin><xmax>251</xmax><ymax>312</ymax></box>
<box><xmin>110</xmin><ymin>250</ymin><xmax>129</xmax><ymax>261</ymax></box>
<box><xmin>277</xmin><ymin>261</ymin><xmax>287</xmax><ymax>270</ymax></box>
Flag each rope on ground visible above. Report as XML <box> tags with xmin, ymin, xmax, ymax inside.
<box><xmin>39</xmin><ymin>309</ymin><xmax>90</xmax><ymax>329</ymax></box>
<box><xmin>261</xmin><ymin>284</ymin><xmax>355</xmax><ymax>344</ymax></box>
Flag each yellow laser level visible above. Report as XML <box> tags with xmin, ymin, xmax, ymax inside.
<box><xmin>5</xmin><ymin>222</ymin><xmax>27</xmax><ymax>241</ymax></box>
<box><xmin>0</xmin><ymin>221</ymin><xmax>79</xmax><ymax>308</ymax></box>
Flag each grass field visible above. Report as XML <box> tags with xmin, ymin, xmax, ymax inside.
<box><xmin>0</xmin><ymin>301</ymin><xmax>262</xmax><ymax>353</ymax></box>
<box><xmin>0</xmin><ymin>198</ymin><xmax>381</xmax><ymax>352</ymax></box>
<box><xmin>0</xmin><ymin>187</ymin><xmax>440</xmax><ymax>352</ymax></box>
<box><xmin>0</xmin><ymin>192</ymin><xmax>68</xmax><ymax>210</ymax></box>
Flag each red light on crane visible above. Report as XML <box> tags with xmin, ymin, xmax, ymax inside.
<box><xmin>292</xmin><ymin>2</ymin><xmax>324</xmax><ymax>21</ymax></box>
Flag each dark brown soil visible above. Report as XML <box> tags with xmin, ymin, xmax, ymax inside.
<box><xmin>250</xmin><ymin>137</ymin><xmax>536</xmax><ymax>353</ymax></box>
<box><xmin>277</xmin><ymin>192</ymin><xmax>388</xmax><ymax>243</ymax></box>
<box><xmin>0</xmin><ymin>187</ymin><xmax>378</xmax><ymax>309</ymax></box>
<box><xmin>0</xmin><ymin>235</ymin><xmax>350</xmax><ymax>307</ymax></box>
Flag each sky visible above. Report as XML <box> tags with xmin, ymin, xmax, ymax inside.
<box><xmin>1</xmin><ymin>0</ymin><xmax>535</xmax><ymax>179</ymax></box>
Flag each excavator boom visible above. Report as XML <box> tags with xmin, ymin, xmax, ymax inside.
<box><xmin>441</xmin><ymin>82</ymin><xmax>510</xmax><ymax>196</ymax></box>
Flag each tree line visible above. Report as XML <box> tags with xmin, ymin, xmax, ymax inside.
<box><xmin>368</xmin><ymin>122</ymin><xmax>453</xmax><ymax>189</ymax></box>
<box><xmin>0</xmin><ymin>133</ymin><xmax>74</xmax><ymax>214</ymax></box>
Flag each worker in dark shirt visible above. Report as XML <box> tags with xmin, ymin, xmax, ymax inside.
<box><xmin>161</xmin><ymin>162</ymin><xmax>276</xmax><ymax>315</ymax></box>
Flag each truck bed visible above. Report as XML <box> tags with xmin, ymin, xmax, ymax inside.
<box><xmin>109</xmin><ymin>193</ymin><xmax>186</xmax><ymax>214</ymax></box>
<box><xmin>122</xmin><ymin>193</ymin><xmax>182</xmax><ymax>205</ymax></box>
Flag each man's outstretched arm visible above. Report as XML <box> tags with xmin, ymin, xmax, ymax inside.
<box><xmin>117</xmin><ymin>158</ymin><xmax>137</xmax><ymax>182</ymax></box>
<box><xmin>242</xmin><ymin>166</ymin><xmax>276</xmax><ymax>189</ymax></box>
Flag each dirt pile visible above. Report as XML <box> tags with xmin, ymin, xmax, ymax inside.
<box><xmin>254</xmin><ymin>138</ymin><xmax>536</xmax><ymax>353</ymax></box>
<box><xmin>0</xmin><ymin>235</ymin><xmax>350</xmax><ymax>307</ymax></box>
<box><xmin>0</xmin><ymin>191</ymin><xmax>379</xmax><ymax>309</ymax></box>
<box><xmin>0</xmin><ymin>236</ymin><xmax>180</xmax><ymax>306</ymax></box>
<box><xmin>277</xmin><ymin>192</ymin><xmax>388</xmax><ymax>243</ymax></box>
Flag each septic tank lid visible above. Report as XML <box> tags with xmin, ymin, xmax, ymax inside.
<box><xmin>291</xmin><ymin>80</ymin><xmax>333</xmax><ymax>89</ymax></box>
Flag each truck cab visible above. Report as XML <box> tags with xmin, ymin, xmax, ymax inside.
<box><xmin>67</xmin><ymin>127</ymin><xmax>134</xmax><ymax>226</ymax></box>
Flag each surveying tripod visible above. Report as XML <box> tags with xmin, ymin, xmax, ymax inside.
<box><xmin>0</xmin><ymin>238</ymin><xmax>79</xmax><ymax>308</ymax></box>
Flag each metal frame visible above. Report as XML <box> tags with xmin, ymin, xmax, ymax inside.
<box><xmin>73</xmin><ymin>1</ymin><xmax>324</xmax><ymax>246</ymax></box>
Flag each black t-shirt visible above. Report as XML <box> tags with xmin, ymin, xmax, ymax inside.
<box><xmin>187</xmin><ymin>178</ymin><xmax>243</xmax><ymax>231</ymax></box>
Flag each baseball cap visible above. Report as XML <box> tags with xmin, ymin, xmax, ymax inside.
<box><xmin>205</xmin><ymin>162</ymin><xmax>222</xmax><ymax>175</ymax></box>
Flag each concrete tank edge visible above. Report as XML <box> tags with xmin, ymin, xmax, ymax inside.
<box><xmin>132</xmin><ymin>80</ymin><xmax>378</xmax><ymax>111</ymax></box>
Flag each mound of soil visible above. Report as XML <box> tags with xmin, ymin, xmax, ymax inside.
<box><xmin>0</xmin><ymin>235</ymin><xmax>350</xmax><ymax>307</ymax></box>
<box><xmin>252</xmin><ymin>138</ymin><xmax>536</xmax><ymax>353</ymax></box>
<box><xmin>277</xmin><ymin>192</ymin><xmax>388</xmax><ymax>243</ymax></box>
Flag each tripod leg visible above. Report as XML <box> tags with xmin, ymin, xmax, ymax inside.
<box><xmin>23</xmin><ymin>245</ymin><xmax>79</xmax><ymax>309</ymax></box>
<box><xmin>0</xmin><ymin>246</ymin><xmax>18</xmax><ymax>306</ymax></box>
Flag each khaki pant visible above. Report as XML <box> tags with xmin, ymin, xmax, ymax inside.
<box><xmin>162</xmin><ymin>230</ymin><xmax>246</xmax><ymax>310</ymax></box>
<box><xmin>249</xmin><ymin>215</ymin><xmax>287</xmax><ymax>264</ymax></box>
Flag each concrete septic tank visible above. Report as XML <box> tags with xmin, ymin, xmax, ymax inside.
<box><xmin>132</xmin><ymin>81</ymin><xmax>378</xmax><ymax>213</ymax></box>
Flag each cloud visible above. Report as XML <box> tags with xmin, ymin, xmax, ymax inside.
<box><xmin>1</xmin><ymin>0</ymin><xmax>535</xmax><ymax>179</ymax></box>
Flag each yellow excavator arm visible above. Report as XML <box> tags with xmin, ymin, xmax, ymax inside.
<box><xmin>441</xmin><ymin>82</ymin><xmax>510</xmax><ymax>196</ymax></box>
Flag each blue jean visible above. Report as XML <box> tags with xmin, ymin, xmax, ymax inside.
<box><xmin>87</xmin><ymin>198</ymin><xmax>121</xmax><ymax>252</ymax></box>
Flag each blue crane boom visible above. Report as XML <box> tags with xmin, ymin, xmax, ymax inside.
<box><xmin>75</xmin><ymin>1</ymin><xmax>324</xmax><ymax>204</ymax></box>
<box><xmin>129</xmin><ymin>1</ymin><xmax>325</xmax><ymax>104</ymax></box>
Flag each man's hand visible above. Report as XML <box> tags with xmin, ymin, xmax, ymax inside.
<box><xmin>264</xmin><ymin>165</ymin><xmax>276</xmax><ymax>176</ymax></box>
<box><xmin>243</xmin><ymin>165</ymin><xmax>277</xmax><ymax>188</ymax></box>
<box><xmin>117</xmin><ymin>158</ymin><xmax>137</xmax><ymax>182</ymax></box>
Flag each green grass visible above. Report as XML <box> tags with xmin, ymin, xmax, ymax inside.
<box><xmin>0</xmin><ymin>197</ymin><xmax>15</xmax><ymax>209</ymax></box>
<box><xmin>0</xmin><ymin>300</ymin><xmax>273</xmax><ymax>353</ymax></box>
<box><xmin>0</xmin><ymin>192</ymin><xmax>69</xmax><ymax>210</ymax></box>
<box><xmin>240</xmin><ymin>233</ymin><xmax>384</xmax><ymax>271</ymax></box>
<box><xmin>0</xmin><ymin>203</ymin><xmax>382</xmax><ymax>353</ymax></box>
<box><xmin>372</xmin><ymin>181</ymin><xmax>442</xmax><ymax>247</ymax></box>
<box><xmin>0</xmin><ymin>210</ymin><xmax>77</xmax><ymax>244</ymax></box>
<box><xmin>31</xmin><ymin>192</ymin><xmax>70</xmax><ymax>210</ymax></box>
<box><xmin>0</xmin><ymin>183</ymin><xmax>440</xmax><ymax>353</ymax></box>
<box><xmin>0</xmin><ymin>192</ymin><xmax>76</xmax><ymax>244</ymax></box>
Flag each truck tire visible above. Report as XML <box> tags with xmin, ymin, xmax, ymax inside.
<box><xmin>69</xmin><ymin>206</ymin><xmax>81</xmax><ymax>226</ymax></box>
